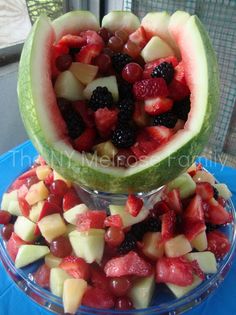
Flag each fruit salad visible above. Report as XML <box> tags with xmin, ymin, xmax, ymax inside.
<box><xmin>0</xmin><ymin>158</ymin><xmax>233</xmax><ymax>313</ymax></box>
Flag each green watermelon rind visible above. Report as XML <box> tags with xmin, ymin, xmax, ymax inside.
<box><xmin>18</xmin><ymin>12</ymin><xmax>219</xmax><ymax>193</ymax></box>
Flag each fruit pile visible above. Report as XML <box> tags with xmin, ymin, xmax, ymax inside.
<box><xmin>0</xmin><ymin>158</ymin><xmax>233</xmax><ymax>313</ymax></box>
<box><xmin>52</xmin><ymin>25</ymin><xmax>190</xmax><ymax>166</ymax></box>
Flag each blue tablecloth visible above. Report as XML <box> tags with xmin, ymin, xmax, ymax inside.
<box><xmin>0</xmin><ymin>141</ymin><xmax>236</xmax><ymax>315</ymax></box>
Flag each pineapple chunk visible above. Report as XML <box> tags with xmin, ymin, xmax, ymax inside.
<box><xmin>25</xmin><ymin>181</ymin><xmax>49</xmax><ymax>206</ymax></box>
<box><xmin>191</xmin><ymin>231</ymin><xmax>208</xmax><ymax>251</ymax></box>
<box><xmin>45</xmin><ymin>253</ymin><xmax>62</xmax><ymax>268</ymax></box>
<box><xmin>36</xmin><ymin>165</ymin><xmax>52</xmax><ymax>180</ymax></box>
<box><xmin>94</xmin><ymin>141</ymin><xmax>118</xmax><ymax>159</ymax></box>
<box><xmin>38</xmin><ymin>213</ymin><xmax>67</xmax><ymax>242</ymax></box>
<box><xmin>166</xmin><ymin>276</ymin><xmax>202</xmax><ymax>298</ymax></box>
<box><xmin>70</xmin><ymin>62</ymin><xmax>98</xmax><ymax>85</ymax></box>
<box><xmin>63</xmin><ymin>278</ymin><xmax>87</xmax><ymax>314</ymax></box>
<box><xmin>165</xmin><ymin>234</ymin><xmax>192</xmax><ymax>257</ymax></box>
<box><xmin>185</xmin><ymin>252</ymin><xmax>217</xmax><ymax>274</ymax></box>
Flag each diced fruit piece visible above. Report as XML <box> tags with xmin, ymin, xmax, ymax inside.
<box><xmin>184</xmin><ymin>219</ymin><xmax>206</xmax><ymax>242</ymax></box>
<box><xmin>161</xmin><ymin>210</ymin><xmax>176</xmax><ymax>241</ymax></box>
<box><xmin>58</xmin><ymin>34</ymin><xmax>86</xmax><ymax>48</ymax></box>
<box><xmin>53</xmin><ymin>170</ymin><xmax>71</xmax><ymax>187</ymax></box>
<box><xmin>15</xmin><ymin>244</ymin><xmax>49</xmax><ymax>268</ymax></box>
<box><xmin>143</xmin><ymin>56</ymin><xmax>179</xmax><ymax>79</ymax></box>
<box><xmin>133</xmin><ymin>78</ymin><xmax>168</xmax><ymax>100</ymax></box>
<box><xmin>17</xmin><ymin>184</ymin><xmax>31</xmax><ymax>217</ymax></box>
<box><xmin>50</xmin><ymin>236</ymin><xmax>72</xmax><ymax>258</ymax></box>
<box><xmin>90</xmin><ymin>265</ymin><xmax>110</xmax><ymax>290</ymax></box>
<box><xmin>163</xmin><ymin>189</ymin><xmax>182</xmax><ymax>214</ymax></box>
<box><xmin>7</xmin><ymin>200</ymin><xmax>22</xmax><ymax>216</ymax></box>
<box><xmin>59</xmin><ymin>256</ymin><xmax>90</xmax><ymax>280</ymax></box>
<box><xmin>133</xmin><ymin>102</ymin><xmax>149</xmax><ymax>127</ymax></box>
<box><xmin>196</xmin><ymin>182</ymin><xmax>214</xmax><ymax>200</ymax></box>
<box><xmin>102</xmin><ymin>11</ymin><xmax>140</xmax><ymax>34</ymax></box>
<box><xmin>0</xmin><ymin>210</ymin><xmax>11</xmax><ymax>225</ymax></box>
<box><xmin>14</xmin><ymin>216</ymin><xmax>36</xmax><ymax>242</ymax></box>
<box><xmin>1</xmin><ymin>190</ymin><xmax>18</xmax><ymax>212</ymax></box>
<box><xmin>207</xmin><ymin>230</ymin><xmax>230</xmax><ymax>259</ymax></box>
<box><xmin>168</xmin><ymin>79</ymin><xmax>190</xmax><ymax>101</ymax></box>
<box><xmin>144</xmin><ymin>97</ymin><xmax>173</xmax><ymax>116</ymax></box>
<box><xmin>63</xmin><ymin>278</ymin><xmax>87</xmax><ymax>314</ymax></box>
<box><xmin>94</xmin><ymin>141</ymin><xmax>118</xmax><ymax>159</ymax></box>
<box><xmin>73</xmin><ymin>101</ymin><xmax>95</xmax><ymax>128</ymax></box>
<box><xmin>213</xmin><ymin>183</ymin><xmax>232</xmax><ymax>200</ymax></box>
<box><xmin>82</xmin><ymin>287</ymin><xmax>115</xmax><ymax>309</ymax></box>
<box><xmin>146</xmin><ymin>126</ymin><xmax>173</xmax><ymax>144</ymax></box>
<box><xmin>129</xmin><ymin>275</ymin><xmax>155</xmax><ymax>309</ymax></box>
<box><xmin>54</xmin><ymin>70</ymin><xmax>85</xmax><ymax>101</ymax></box>
<box><xmin>122</xmin><ymin>63</ymin><xmax>143</xmax><ymax>83</ymax></box>
<box><xmin>76</xmin><ymin>44</ymin><xmax>103</xmax><ymax>64</ymax></box>
<box><xmin>205</xmin><ymin>198</ymin><xmax>232</xmax><ymax>225</ymax></box>
<box><xmin>164</xmin><ymin>234</ymin><xmax>192</xmax><ymax>257</ymax></box>
<box><xmin>104</xmin><ymin>215</ymin><xmax>123</xmax><ymax>228</ymax></box>
<box><xmin>29</xmin><ymin>201</ymin><xmax>44</xmax><ymax>222</ymax></box>
<box><xmin>7</xmin><ymin>232</ymin><xmax>27</xmax><ymax>261</ymax></box>
<box><xmin>185</xmin><ymin>252</ymin><xmax>217</xmax><ymax>274</ymax></box>
<box><xmin>104</xmin><ymin>251</ymin><xmax>152</xmax><ymax>277</ymax></box>
<box><xmin>34</xmin><ymin>264</ymin><xmax>50</xmax><ymax>288</ymax></box>
<box><xmin>38</xmin><ymin>213</ymin><xmax>67</xmax><ymax>242</ymax></box>
<box><xmin>50</xmin><ymin>267</ymin><xmax>72</xmax><ymax>297</ymax></box>
<box><xmin>193</xmin><ymin>170</ymin><xmax>215</xmax><ymax>185</ymax></box>
<box><xmin>95</xmin><ymin>108</ymin><xmax>118</xmax><ymax>138</ymax></box>
<box><xmin>109</xmin><ymin>204</ymin><xmax>149</xmax><ymax>228</ymax></box>
<box><xmin>69</xmin><ymin>62</ymin><xmax>98</xmax><ymax>85</ymax></box>
<box><xmin>184</xmin><ymin>195</ymin><xmax>204</xmax><ymax>222</ymax></box>
<box><xmin>191</xmin><ymin>231</ymin><xmax>208</xmax><ymax>251</ymax></box>
<box><xmin>141</xmin><ymin>232</ymin><xmax>164</xmax><ymax>260</ymax></box>
<box><xmin>74</xmin><ymin>128</ymin><xmax>96</xmax><ymax>152</ymax></box>
<box><xmin>63</xmin><ymin>204</ymin><xmax>88</xmax><ymax>225</ymax></box>
<box><xmin>76</xmin><ymin>210</ymin><xmax>106</xmax><ymax>231</ymax></box>
<box><xmin>37</xmin><ymin>200</ymin><xmax>62</xmax><ymax>222</ymax></box>
<box><xmin>129</xmin><ymin>26</ymin><xmax>147</xmax><ymax>49</ymax></box>
<box><xmin>105</xmin><ymin>227</ymin><xmax>125</xmax><ymax>247</ymax></box>
<box><xmin>36</xmin><ymin>165</ymin><xmax>52</xmax><ymax>181</ymax></box>
<box><xmin>45</xmin><ymin>253</ymin><xmax>62</xmax><ymax>268</ymax></box>
<box><xmin>166</xmin><ymin>276</ymin><xmax>202</xmax><ymax>298</ymax></box>
<box><xmin>126</xmin><ymin>194</ymin><xmax>143</xmax><ymax>217</ymax></box>
<box><xmin>63</xmin><ymin>188</ymin><xmax>81</xmax><ymax>211</ymax></box>
<box><xmin>84</xmin><ymin>76</ymin><xmax>119</xmax><ymax>101</ymax></box>
<box><xmin>69</xmin><ymin>229</ymin><xmax>105</xmax><ymax>263</ymax></box>
<box><xmin>167</xmin><ymin>173</ymin><xmax>196</xmax><ymax>199</ymax></box>
<box><xmin>141</xmin><ymin>36</ymin><xmax>175</xmax><ymax>62</ymax></box>
<box><xmin>109</xmin><ymin>277</ymin><xmax>131</xmax><ymax>297</ymax></box>
<box><xmin>25</xmin><ymin>181</ymin><xmax>49</xmax><ymax>206</ymax></box>
<box><xmin>82</xmin><ymin>30</ymin><xmax>104</xmax><ymax>46</ymax></box>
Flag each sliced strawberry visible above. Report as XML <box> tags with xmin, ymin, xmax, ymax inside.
<box><xmin>73</xmin><ymin>101</ymin><xmax>95</xmax><ymax>128</ymax></box>
<box><xmin>184</xmin><ymin>195</ymin><xmax>204</xmax><ymax>222</ymax></box>
<box><xmin>104</xmin><ymin>214</ymin><xmax>123</xmax><ymax>228</ymax></box>
<box><xmin>73</xmin><ymin>128</ymin><xmax>97</xmax><ymax>152</ymax></box>
<box><xmin>196</xmin><ymin>182</ymin><xmax>214</xmax><ymax>201</ymax></box>
<box><xmin>81</xmin><ymin>30</ymin><xmax>104</xmax><ymax>47</ymax></box>
<box><xmin>7</xmin><ymin>232</ymin><xmax>27</xmax><ymax>261</ymax></box>
<box><xmin>144</xmin><ymin>97</ymin><xmax>173</xmax><ymax>116</ymax></box>
<box><xmin>34</xmin><ymin>264</ymin><xmax>50</xmax><ymax>288</ymax></box>
<box><xmin>104</xmin><ymin>251</ymin><xmax>152</xmax><ymax>277</ymax></box>
<box><xmin>163</xmin><ymin>189</ymin><xmax>182</xmax><ymax>214</ymax></box>
<box><xmin>174</xmin><ymin>61</ymin><xmax>186</xmax><ymax>84</ymax></box>
<box><xmin>82</xmin><ymin>287</ymin><xmax>115</xmax><ymax>309</ymax></box>
<box><xmin>207</xmin><ymin>230</ymin><xmax>230</xmax><ymax>259</ymax></box>
<box><xmin>190</xmin><ymin>260</ymin><xmax>205</xmax><ymax>280</ymax></box>
<box><xmin>76</xmin><ymin>44</ymin><xmax>103</xmax><ymax>64</ymax></box>
<box><xmin>131</xmin><ymin>132</ymin><xmax>157</xmax><ymax>159</ymax></box>
<box><xmin>63</xmin><ymin>188</ymin><xmax>82</xmax><ymax>212</ymax></box>
<box><xmin>58</xmin><ymin>34</ymin><xmax>86</xmax><ymax>48</ymax></box>
<box><xmin>18</xmin><ymin>168</ymin><xmax>37</xmax><ymax>180</ymax></box>
<box><xmin>161</xmin><ymin>210</ymin><xmax>176</xmax><ymax>241</ymax></box>
<box><xmin>129</xmin><ymin>26</ymin><xmax>147</xmax><ymax>49</ymax></box>
<box><xmin>76</xmin><ymin>210</ymin><xmax>106</xmax><ymax>231</ymax></box>
<box><xmin>90</xmin><ymin>265</ymin><xmax>110</xmax><ymax>290</ymax></box>
<box><xmin>17</xmin><ymin>184</ymin><xmax>31</xmax><ymax>217</ymax></box>
<box><xmin>94</xmin><ymin>107</ymin><xmax>118</xmax><ymax>138</ymax></box>
<box><xmin>133</xmin><ymin>78</ymin><xmax>168</xmax><ymax>100</ymax></box>
<box><xmin>59</xmin><ymin>256</ymin><xmax>90</xmax><ymax>280</ymax></box>
<box><xmin>143</xmin><ymin>56</ymin><xmax>179</xmax><ymax>79</ymax></box>
<box><xmin>51</xmin><ymin>44</ymin><xmax>69</xmax><ymax>77</ymax></box>
<box><xmin>152</xmin><ymin>200</ymin><xmax>171</xmax><ymax>217</ymax></box>
<box><xmin>204</xmin><ymin>198</ymin><xmax>232</xmax><ymax>225</ymax></box>
<box><xmin>146</xmin><ymin>126</ymin><xmax>173</xmax><ymax>144</ymax></box>
<box><xmin>183</xmin><ymin>218</ymin><xmax>206</xmax><ymax>241</ymax></box>
<box><xmin>168</xmin><ymin>79</ymin><xmax>190</xmax><ymax>101</ymax></box>
<box><xmin>126</xmin><ymin>194</ymin><xmax>143</xmax><ymax>217</ymax></box>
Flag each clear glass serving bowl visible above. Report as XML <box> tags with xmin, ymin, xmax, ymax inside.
<box><xmin>0</xmin><ymin>141</ymin><xmax>236</xmax><ymax>315</ymax></box>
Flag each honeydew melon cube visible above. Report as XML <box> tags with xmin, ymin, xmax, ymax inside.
<box><xmin>29</xmin><ymin>201</ymin><xmax>45</xmax><ymax>222</ymax></box>
<box><xmin>50</xmin><ymin>268</ymin><xmax>72</xmax><ymax>297</ymax></box>
<box><xmin>25</xmin><ymin>181</ymin><xmax>49</xmax><ymax>206</ymax></box>
<box><xmin>129</xmin><ymin>275</ymin><xmax>155</xmax><ymax>309</ymax></box>
<box><xmin>191</xmin><ymin>231</ymin><xmax>208</xmax><ymax>251</ymax></box>
<box><xmin>166</xmin><ymin>276</ymin><xmax>202</xmax><ymax>298</ymax></box>
<box><xmin>69</xmin><ymin>229</ymin><xmax>105</xmax><ymax>264</ymax></box>
<box><xmin>83</xmin><ymin>76</ymin><xmax>119</xmax><ymax>101</ymax></box>
<box><xmin>38</xmin><ymin>213</ymin><xmax>67</xmax><ymax>242</ymax></box>
<box><xmin>45</xmin><ymin>253</ymin><xmax>62</xmax><ymax>268</ymax></box>
<box><xmin>141</xmin><ymin>36</ymin><xmax>175</xmax><ymax>62</ymax></box>
<box><xmin>15</xmin><ymin>245</ymin><xmax>49</xmax><ymax>268</ymax></box>
<box><xmin>142</xmin><ymin>232</ymin><xmax>164</xmax><ymax>260</ymax></box>
<box><xmin>93</xmin><ymin>141</ymin><xmax>118</xmax><ymax>159</ymax></box>
<box><xmin>63</xmin><ymin>204</ymin><xmax>88</xmax><ymax>225</ymax></box>
<box><xmin>63</xmin><ymin>278</ymin><xmax>87</xmax><ymax>314</ymax></box>
<box><xmin>213</xmin><ymin>183</ymin><xmax>232</xmax><ymax>200</ymax></box>
<box><xmin>109</xmin><ymin>204</ymin><xmax>149</xmax><ymax>228</ymax></box>
<box><xmin>66</xmin><ymin>224</ymin><xmax>77</xmax><ymax>235</ymax></box>
<box><xmin>185</xmin><ymin>252</ymin><xmax>217</xmax><ymax>274</ymax></box>
<box><xmin>8</xmin><ymin>200</ymin><xmax>22</xmax><ymax>216</ymax></box>
<box><xmin>1</xmin><ymin>190</ymin><xmax>18</xmax><ymax>211</ymax></box>
<box><xmin>167</xmin><ymin>173</ymin><xmax>196</xmax><ymax>199</ymax></box>
<box><xmin>36</xmin><ymin>165</ymin><xmax>52</xmax><ymax>180</ymax></box>
<box><xmin>14</xmin><ymin>216</ymin><xmax>36</xmax><ymax>242</ymax></box>
<box><xmin>164</xmin><ymin>234</ymin><xmax>192</xmax><ymax>257</ymax></box>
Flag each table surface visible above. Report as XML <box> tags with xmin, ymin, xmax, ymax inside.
<box><xmin>0</xmin><ymin>141</ymin><xmax>236</xmax><ymax>315</ymax></box>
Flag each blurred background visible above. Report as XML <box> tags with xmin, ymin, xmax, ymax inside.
<box><xmin>0</xmin><ymin>0</ymin><xmax>235</xmax><ymax>166</ymax></box>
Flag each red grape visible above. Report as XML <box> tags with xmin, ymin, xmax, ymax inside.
<box><xmin>50</xmin><ymin>236</ymin><xmax>72</xmax><ymax>258</ymax></box>
<box><xmin>105</xmin><ymin>227</ymin><xmax>125</xmax><ymax>247</ymax></box>
<box><xmin>1</xmin><ymin>224</ymin><xmax>14</xmax><ymax>241</ymax></box>
<box><xmin>34</xmin><ymin>264</ymin><xmax>50</xmax><ymax>288</ymax></box>
<box><xmin>55</xmin><ymin>54</ymin><xmax>72</xmax><ymax>71</ymax></box>
<box><xmin>98</xmin><ymin>27</ymin><xmax>112</xmax><ymax>43</ymax></box>
<box><xmin>123</xmin><ymin>40</ymin><xmax>141</xmax><ymax>59</ymax></box>
<box><xmin>94</xmin><ymin>53</ymin><xmax>112</xmax><ymax>74</ymax></box>
<box><xmin>109</xmin><ymin>277</ymin><xmax>131</xmax><ymax>297</ymax></box>
<box><xmin>50</xmin><ymin>180</ymin><xmax>69</xmax><ymax>197</ymax></box>
<box><xmin>122</xmin><ymin>62</ymin><xmax>143</xmax><ymax>83</ymax></box>
<box><xmin>0</xmin><ymin>210</ymin><xmax>12</xmax><ymax>225</ymax></box>
<box><xmin>108</xmin><ymin>36</ymin><xmax>124</xmax><ymax>52</ymax></box>
<box><xmin>47</xmin><ymin>194</ymin><xmax>63</xmax><ymax>208</ymax></box>
<box><xmin>115</xmin><ymin>30</ymin><xmax>128</xmax><ymax>42</ymax></box>
<box><xmin>115</xmin><ymin>296</ymin><xmax>133</xmax><ymax>310</ymax></box>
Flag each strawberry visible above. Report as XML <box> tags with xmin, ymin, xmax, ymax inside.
<box><xmin>76</xmin><ymin>44</ymin><xmax>103</xmax><ymax>64</ymax></box>
<box><xmin>34</xmin><ymin>264</ymin><xmax>50</xmax><ymax>288</ymax></box>
<box><xmin>104</xmin><ymin>215</ymin><xmax>123</xmax><ymax>228</ymax></box>
<box><xmin>133</xmin><ymin>78</ymin><xmax>168</xmax><ymax>100</ymax></box>
<box><xmin>204</xmin><ymin>198</ymin><xmax>232</xmax><ymax>225</ymax></box>
<box><xmin>76</xmin><ymin>210</ymin><xmax>106</xmax><ymax>231</ymax></box>
<box><xmin>207</xmin><ymin>230</ymin><xmax>230</xmax><ymax>259</ymax></box>
<box><xmin>128</xmin><ymin>26</ymin><xmax>147</xmax><ymax>49</ymax></box>
<box><xmin>51</xmin><ymin>44</ymin><xmax>69</xmax><ymax>77</ymax></box>
<box><xmin>58</xmin><ymin>34</ymin><xmax>86</xmax><ymax>48</ymax></box>
<box><xmin>17</xmin><ymin>184</ymin><xmax>31</xmax><ymax>217</ymax></box>
<box><xmin>81</xmin><ymin>30</ymin><xmax>104</xmax><ymax>47</ymax></box>
<box><xmin>104</xmin><ymin>251</ymin><xmax>152</xmax><ymax>277</ymax></box>
<box><xmin>152</xmin><ymin>200</ymin><xmax>171</xmax><ymax>217</ymax></box>
<box><xmin>73</xmin><ymin>128</ymin><xmax>97</xmax><ymax>152</ymax></box>
<box><xmin>131</xmin><ymin>132</ymin><xmax>157</xmax><ymax>159</ymax></box>
<box><xmin>144</xmin><ymin>97</ymin><xmax>173</xmax><ymax>116</ymax></box>
<box><xmin>183</xmin><ymin>218</ymin><xmax>206</xmax><ymax>242</ymax></box>
<box><xmin>161</xmin><ymin>210</ymin><xmax>176</xmax><ymax>241</ymax></box>
<box><xmin>72</xmin><ymin>101</ymin><xmax>95</xmax><ymax>128</ymax></box>
<box><xmin>82</xmin><ymin>287</ymin><xmax>115</xmax><ymax>309</ymax></box>
<box><xmin>7</xmin><ymin>232</ymin><xmax>28</xmax><ymax>261</ymax></box>
<box><xmin>143</xmin><ymin>56</ymin><xmax>179</xmax><ymax>79</ymax></box>
<box><xmin>196</xmin><ymin>182</ymin><xmax>214</xmax><ymax>201</ymax></box>
<box><xmin>183</xmin><ymin>195</ymin><xmax>204</xmax><ymax>222</ymax></box>
<box><xmin>63</xmin><ymin>188</ymin><xmax>82</xmax><ymax>212</ymax></box>
<box><xmin>146</xmin><ymin>126</ymin><xmax>173</xmax><ymax>144</ymax></box>
<box><xmin>8</xmin><ymin>178</ymin><xmax>27</xmax><ymax>192</ymax></box>
<box><xmin>168</xmin><ymin>79</ymin><xmax>190</xmax><ymax>101</ymax></box>
<box><xmin>59</xmin><ymin>256</ymin><xmax>90</xmax><ymax>280</ymax></box>
<box><xmin>94</xmin><ymin>107</ymin><xmax>118</xmax><ymax>138</ymax></box>
<box><xmin>163</xmin><ymin>189</ymin><xmax>182</xmax><ymax>214</ymax></box>
<box><xmin>18</xmin><ymin>168</ymin><xmax>37</xmax><ymax>180</ymax></box>
<box><xmin>126</xmin><ymin>194</ymin><xmax>143</xmax><ymax>217</ymax></box>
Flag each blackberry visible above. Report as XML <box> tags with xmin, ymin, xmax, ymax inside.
<box><xmin>172</xmin><ymin>97</ymin><xmax>191</xmax><ymax>121</ymax></box>
<box><xmin>144</xmin><ymin>217</ymin><xmax>161</xmax><ymax>232</ymax></box>
<box><xmin>62</xmin><ymin>108</ymin><xmax>84</xmax><ymax>139</ymax></box>
<box><xmin>89</xmin><ymin>86</ymin><xmax>113</xmax><ymax>111</ymax></box>
<box><xmin>112</xmin><ymin>53</ymin><xmax>133</xmax><ymax>73</ymax></box>
<box><xmin>111</xmin><ymin>125</ymin><xmax>136</xmax><ymax>148</ymax></box>
<box><xmin>118</xmin><ymin>81</ymin><xmax>134</xmax><ymax>100</ymax></box>
<box><xmin>69</xmin><ymin>47</ymin><xmax>81</xmax><ymax>60</ymax></box>
<box><xmin>118</xmin><ymin>233</ymin><xmax>137</xmax><ymax>254</ymax></box>
<box><xmin>153</xmin><ymin>111</ymin><xmax>178</xmax><ymax>128</ymax></box>
<box><xmin>117</xmin><ymin>99</ymin><xmax>134</xmax><ymax>122</ymax></box>
<box><xmin>151</xmin><ymin>62</ymin><xmax>174</xmax><ymax>84</ymax></box>
<box><xmin>206</xmin><ymin>224</ymin><xmax>220</xmax><ymax>232</ymax></box>
<box><xmin>130</xmin><ymin>222</ymin><xmax>146</xmax><ymax>241</ymax></box>
<box><xmin>213</xmin><ymin>186</ymin><xmax>219</xmax><ymax>200</ymax></box>
<box><xmin>57</xmin><ymin>98</ymin><xmax>71</xmax><ymax>114</ymax></box>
